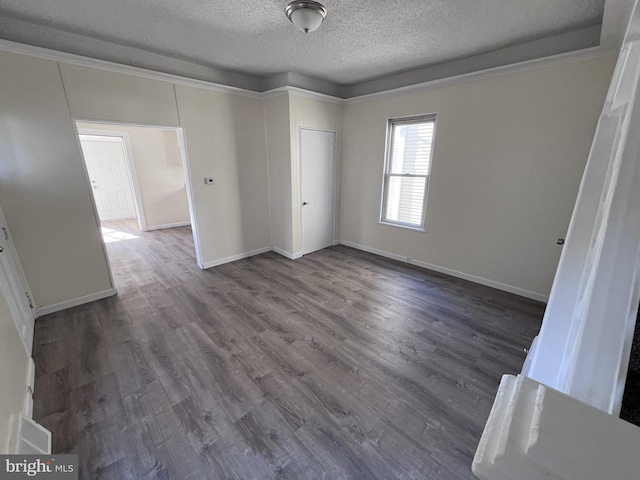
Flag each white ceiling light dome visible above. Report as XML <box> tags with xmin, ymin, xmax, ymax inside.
<box><xmin>285</xmin><ymin>1</ymin><xmax>327</xmax><ymax>34</ymax></box>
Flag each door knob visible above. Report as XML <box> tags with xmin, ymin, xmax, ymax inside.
<box><xmin>0</xmin><ymin>246</ymin><xmax>3</xmax><ymax>253</ymax></box>
<box><xmin>302</xmin><ymin>202</ymin><xmax>309</xmax><ymax>206</ymax></box>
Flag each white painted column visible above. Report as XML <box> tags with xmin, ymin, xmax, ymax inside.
<box><xmin>525</xmin><ymin>1</ymin><xmax>640</xmax><ymax>414</ymax></box>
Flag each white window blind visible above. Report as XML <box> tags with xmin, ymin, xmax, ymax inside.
<box><xmin>381</xmin><ymin>115</ymin><xmax>436</xmax><ymax>230</ymax></box>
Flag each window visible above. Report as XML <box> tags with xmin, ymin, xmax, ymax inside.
<box><xmin>380</xmin><ymin>114</ymin><xmax>436</xmax><ymax>230</ymax></box>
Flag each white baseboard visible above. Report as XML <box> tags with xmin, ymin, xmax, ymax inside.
<box><xmin>35</xmin><ymin>288</ymin><xmax>117</xmax><ymax>316</ymax></box>
<box><xmin>202</xmin><ymin>247</ymin><xmax>272</xmax><ymax>269</ymax></box>
<box><xmin>271</xmin><ymin>247</ymin><xmax>304</xmax><ymax>260</ymax></box>
<box><xmin>272</xmin><ymin>246</ymin><xmax>296</xmax><ymax>259</ymax></box>
<box><xmin>144</xmin><ymin>221</ymin><xmax>191</xmax><ymax>231</ymax></box>
<box><xmin>340</xmin><ymin>241</ymin><xmax>407</xmax><ymax>262</ymax></box>
<box><xmin>339</xmin><ymin>240</ymin><xmax>548</xmax><ymax>303</ymax></box>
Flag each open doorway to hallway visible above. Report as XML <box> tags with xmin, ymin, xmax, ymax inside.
<box><xmin>75</xmin><ymin>120</ymin><xmax>201</xmax><ymax>288</ymax></box>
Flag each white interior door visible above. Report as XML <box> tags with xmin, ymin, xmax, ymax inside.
<box><xmin>301</xmin><ymin>129</ymin><xmax>336</xmax><ymax>255</ymax></box>
<box><xmin>80</xmin><ymin>135</ymin><xmax>136</xmax><ymax>221</ymax></box>
<box><xmin>0</xmin><ymin>208</ymin><xmax>35</xmax><ymax>355</ymax></box>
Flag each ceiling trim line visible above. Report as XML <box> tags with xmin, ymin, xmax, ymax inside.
<box><xmin>0</xmin><ymin>38</ymin><xmax>264</xmax><ymax>99</ymax></box>
<box><xmin>345</xmin><ymin>46</ymin><xmax>617</xmax><ymax>104</ymax></box>
<box><xmin>262</xmin><ymin>86</ymin><xmax>344</xmax><ymax>104</ymax></box>
<box><xmin>0</xmin><ymin>38</ymin><xmax>617</xmax><ymax>105</ymax></box>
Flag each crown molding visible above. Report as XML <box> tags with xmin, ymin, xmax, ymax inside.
<box><xmin>0</xmin><ymin>38</ymin><xmax>263</xmax><ymax>99</ymax></box>
<box><xmin>261</xmin><ymin>88</ymin><xmax>289</xmax><ymax>100</ymax></box>
<box><xmin>0</xmin><ymin>37</ymin><xmax>345</xmax><ymax>102</ymax></box>
<box><xmin>0</xmin><ymin>38</ymin><xmax>617</xmax><ymax>106</ymax></box>
<box><xmin>344</xmin><ymin>46</ymin><xmax>617</xmax><ymax>104</ymax></box>
<box><xmin>262</xmin><ymin>86</ymin><xmax>344</xmax><ymax>104</ymax></box>
<box><xmin>344</xmin><ymin>25</ymin><xmax>602</xmax><ymax>98</ymax></box>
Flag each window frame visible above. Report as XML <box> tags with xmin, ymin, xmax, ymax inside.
<box><xmin>379</xmin><ymin>113</ymin><xmax>437</xmax><ymax>232</ymax></box>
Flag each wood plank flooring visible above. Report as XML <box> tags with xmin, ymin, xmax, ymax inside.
<box><xmin>33</xmin><ymin>219</ymin><xmax>544</xmax><ymax>479</ymax></box>
<box><xmin>621</xmin><ymin>308</ymin><xmax>640</xmax><ymax>426</ymax></box>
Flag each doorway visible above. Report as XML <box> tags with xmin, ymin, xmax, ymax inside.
<box><xmin>75</xmin><ymin>121</ymin><xmax>202</xmax><ymax>282</ymax></box>
<box><xmin>300</xmin><ymin>128</ymin><xmax>336</xmax><ymax>255</ymax></box>
<box><xmin>79</xmin><ymin>134</ymin><xmax>138</xmax><ymax>222</ymax></box>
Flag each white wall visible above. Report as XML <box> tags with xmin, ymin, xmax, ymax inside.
<box><xmin>340</xmin><ymin>55</ymin><xmax>616</xmax><ymax>299</ymax></box>
<box><xmin>0</xmin><ymin>283</ymin><xmax>30</xmax><ymax>453</ymax></box>
<box><xmin>77</xmin><ymin>122</ymin><xmax>191</xmax><ymax>229</ymax></box>
<box><xmin>60</xmin><ymin>64</ymin><xmax>180</xmax><ymax>126</ymax></box>
<box><xmin>65</xmin><ymin>64</ymin><xmax>272</xmax><ymax>267</ymax></box>
<box><xmin>0</xmin><ymin>52</ymin><xmax>273</xmax><ymax>310</ymax></box>
<box><xmin>175</xmin><ymin>85</ymin><xmax>271</xmax><ymax>266</ymax></box>
<box><xmin>0</xmin><ymin>51</ymin><xmax>113</xmax><ymax>309</ymax></box>
<box><xmin>265</xmin><ymin>95</ymin><xmax>293</xmax><ymax>255</ymax></box>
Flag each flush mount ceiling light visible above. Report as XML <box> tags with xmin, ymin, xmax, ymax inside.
<box><xmin>285</xmin><ymin>1</ymin><xmax>327</xmax><ymax>34</ymax></box>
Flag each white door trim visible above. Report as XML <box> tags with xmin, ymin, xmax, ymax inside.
<box><xmin>299</xmin><ymin>128</ymin><xmax>337</xmax><ymax>256</ymax></box>
<box><xmin>73</xmin><ymin>119</ymin><xmax>203</xmax><ymax>269</ymax></box>
<box><xmin>0</xmin><ymin>206</ymin><xmax>35</xmax><ymax>316</ymax></box>
<box><xmin>0</xmin><ymin>205</ymin><xmax>36</xmax><ymax>355</ymax></box>
<box><xmin>78</xmin><ymin>129</ymin><xmax>148</xmax><ymax>230</ymax></box>
<box><xmin>174</xmin><ymin>126</ymin><xmax>204</xmax><ymax>269</ymax></box>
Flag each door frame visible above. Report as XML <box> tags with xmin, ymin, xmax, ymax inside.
<box><xmin>0</xmin><ymin>204</ymin><xmax>36</xmax><ymax>355</ymax></box>
<box><xmin>72</xmin><ymin>119</ymin><xmax>204</xmax><ymax>273</ymax></box>
<box><xmin>299</xmin><ymin>127</ymin><xmax>337</xmax><ymax>256</ymax></box>
<box><xmin>78</xmin><ymin>129</ymin><xmax>148</xmax><ymax>230</ymax></box>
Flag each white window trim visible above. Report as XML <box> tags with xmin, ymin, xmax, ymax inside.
<box><xmin>379</xmin><ymin>113</ymin><xmax>437</xmax><ymax>232</ymax></box>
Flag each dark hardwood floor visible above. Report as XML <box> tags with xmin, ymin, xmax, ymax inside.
<box><xmin>621</xmin><ymin>308</ymin><xmax>640</xmax><ymax>426</ymax></box>
<box><xmin>33</xmin><ymin>219</ymin><xmax>544</xmax><ymax>479</ymax></box>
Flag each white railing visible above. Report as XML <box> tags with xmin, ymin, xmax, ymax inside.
<box><xmin>525</xmin><ymin>31</ymin><xmax>640</xmax><ymax>414</ymax></box>
<box><xmin>474</xmin><ymin>1</ymin><xmax>640</xmax><ymax>478</ymax></box>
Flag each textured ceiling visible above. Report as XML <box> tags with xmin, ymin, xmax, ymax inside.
<box><xmin>0</xmin><ymin>0</ymin><xmax>605</xmax><ymax>95</ymax></box>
